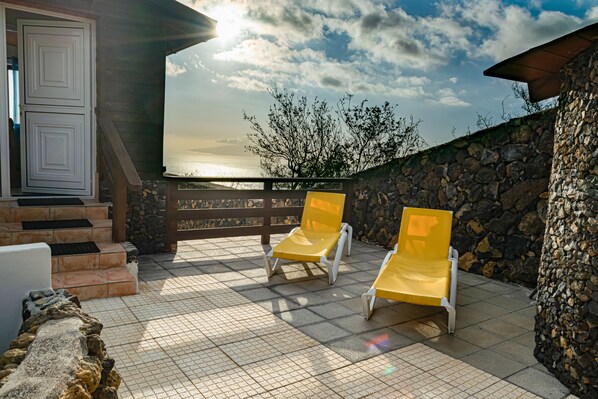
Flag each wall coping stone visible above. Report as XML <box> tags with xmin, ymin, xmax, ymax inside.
<box><xmin>0</xmin><ymin>318</ymin><xmax>85</xmax><ymax>399</ymax></box>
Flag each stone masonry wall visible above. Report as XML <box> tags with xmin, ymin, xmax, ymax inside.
<box><xmin>0</xmin><ymin>289</ymin><xmax>120</xmax><ymax>399</ymax></box>
<box><xmin>351</xmin><ymin>111</ymin><xmax>556</xmax><ymax>287</ymax></box>
<box><xmin>127</xmin><ymin>180</ymin><xmax>167</xmax><ymax>254</ymax></box>
<box><xmin>534</xmin><ymin>44</ymin><xmax>598</xmax><ymax>398</ymax></box>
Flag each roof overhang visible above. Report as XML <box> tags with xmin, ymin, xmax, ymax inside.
<box><xmin>483</xmin><ymin>22</ymin><xmax>598</xmax><ymax>102</ymax></box>
<box><xmin>149</xmin><ymin>0</ymin><xmax>217</xmax><ymax>55</ymax></box>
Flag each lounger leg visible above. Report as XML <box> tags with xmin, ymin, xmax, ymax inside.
<box><xmin>263</xmin><ymin>250</ymin><xmax>279</xmax><ymax>278</ymax></box>
<box><xmin>447</xmin><ymin>307</ymin><xmax>456</xmax><ymax>334</ymax></box>
<box><xmin>327</xmin><ymin>231</ymin><xmax>348</xmax><ymax>284</ymax></box>
<box><xmin>441</xmin><ymin>297</ymin><xmax>456</xmax><ymax>334</ymax></box>
<box><xmin>321</xmin><ymin>258</ymin><xmax>335</xmax><ymax>285</ymax></box>
<box><xmin>346</xmin><ymin>225</ymin><xmax>352</xmax><ymax>256</ymax></box>
<box><xmin>361</xmin><ymin>287</ymin><xmax>376</xmax><ymax>320</ymax></box>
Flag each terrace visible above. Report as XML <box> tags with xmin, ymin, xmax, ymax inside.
<box><xmin>83</xmin><ymin>235</ymin><xmax>576</xmax><ymax>399</ymax></box>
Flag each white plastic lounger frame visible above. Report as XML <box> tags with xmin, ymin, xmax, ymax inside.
<box><xmin>361</xmin><ymin>244</ymin><xmax>459</xmax><ymax>334</ymax></box>
<box><xmin>264</xmin><ymin>223</ymin><xmax>352</xmax><ymax>285</ymax></box>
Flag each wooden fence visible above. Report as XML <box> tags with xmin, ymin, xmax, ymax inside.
<box><xmin>164</xmin><ymin>176</ymin><xmax>353</xmax><ymax>251</ymax></box>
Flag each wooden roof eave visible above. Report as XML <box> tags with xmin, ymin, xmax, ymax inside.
<box><xmin>483</xmin><ymin>22</ymin><xmax>598</xmax><ymax>102</ymax></box>
<box><xmin>147</xmin><ymin>0</ymin><xmax>217</xmax><ymax>55</ymax></box>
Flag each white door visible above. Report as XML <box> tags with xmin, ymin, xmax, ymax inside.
<box><xmin>18</xmin><ymin>20</ymin><xmax>92</xmax><ymax>195</ymax></box>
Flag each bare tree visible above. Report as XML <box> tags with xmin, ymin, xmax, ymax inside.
<box><xmin>339</xmin><ymin>94</ymin><xmax>424</xmax><ymax>174</ymax></box>
<box><xmin>244</xmin><ymin>88</ymin><xmax>426</xmax><ymax>178</ymax></box>
<box><xmin>244</xmin><ymin>87</ymin><xmax>344</xmax><ymax>178</ymax></box>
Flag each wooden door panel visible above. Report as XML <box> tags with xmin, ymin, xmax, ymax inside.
<box><xmin>23</xmin><ymin>25</ymin><xmax>86</xmax><ymax>107</ymax></box>
<box><xmin>25</xmin><ymin>112</ymin><xmax>88</xmax><ymax>192</ymax></box>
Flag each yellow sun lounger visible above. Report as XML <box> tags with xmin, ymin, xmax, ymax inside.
<box><xmin>264</xmin><ymin>191</ymin><xmax>352</xmax><ymax>284</ymax></box>
<box><xmin>362</xmin><ymin>207</ymin><xmax>458</xmax><ymax>333</ymax></box>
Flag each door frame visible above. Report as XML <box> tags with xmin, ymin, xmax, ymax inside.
<box><xmin>0</xmin><ymin>3</ymin><xmax>96</xmax><ymax>199</ymax></box>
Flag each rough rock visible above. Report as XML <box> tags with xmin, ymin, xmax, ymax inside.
<box><xmin>535</xmin><ymin>43</ymin><xmax>598</xmax><ymax>397</ymax></box>
<box><xmin>353</xmin><ymin>110</ymin><xmax>555</xmax><ymax>287</ymax></box>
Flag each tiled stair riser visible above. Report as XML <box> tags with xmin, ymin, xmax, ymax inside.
<box><xmin>0</xmin><ymin>200</ymin><xmax>137</xmax><ymax>300</ymax></box>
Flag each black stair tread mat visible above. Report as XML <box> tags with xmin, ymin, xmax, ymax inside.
<box><xmin>50</xmin><ymin>242</ymin><xmax>100</xmax><ymax>256</ymax></box>
<box><xmin>22</xmin><ymin>219</ymin><xmax>93</xmax><ymax>230</ymax></box>
<box><xmin>17</xmin><ymin>198</ymin><xmax>84</xmax><ymax>207</ymax></box>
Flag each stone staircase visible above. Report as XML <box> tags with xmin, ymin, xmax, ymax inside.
<box><xmin>0</xmin><ymin>200</ymin><xmax>137</xmax><ymax>300</ymax></box>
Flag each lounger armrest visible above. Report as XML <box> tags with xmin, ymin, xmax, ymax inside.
<box><xmin>377</xmin><ymin>244</ymin><xmax>398</xmax><ymax>272</ymax></box>
<box><xmin>448</xmin><ymin>246</ymin><xmax>459</xmax><ymax>308</ymax></box>
<box><xmin>288</xmin><ymin>227</ymin><xmax>300</xmax><ymax>236</ymax></box>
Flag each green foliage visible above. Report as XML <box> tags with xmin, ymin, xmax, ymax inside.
<box><xmin>244</xmin><ymin>87</ymin><xmax>425</xmax><ymax>178</ymax></box>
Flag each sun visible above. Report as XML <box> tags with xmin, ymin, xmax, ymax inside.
<box><xmin>210</xmin><ymin>5</ymin><xmax>245</xmax><ymax>41</ymax></box>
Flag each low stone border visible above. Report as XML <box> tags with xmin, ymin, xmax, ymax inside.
<box><xmin>0</xmin><ymin>289</ymin><xmax>120</xmax><ymax>399</ymax></box>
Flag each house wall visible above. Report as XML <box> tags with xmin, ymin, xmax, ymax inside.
<box><xmin>0</xmin><ymin>243</ymin><xmax>51</xmax><ymax>352</ymax></box>
<box><xmin>351</xmin><ymin>111</ymin><xmax>556</xmax><ymax>287</ymax></box>
<box><xmin>535</xmin><ymin>43</ymin><xmax>598</xmax><ymax>398</ymax></box>
<box><xmin>4</xmin><ymin>0</ymin><xmax>169</xmax><ymax>179</ymax></box>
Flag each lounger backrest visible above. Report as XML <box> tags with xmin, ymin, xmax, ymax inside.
<box><xmin>300</xmin><ymin>191</ymin><xmax>345</xmax><ymax>234</ymax></box>
<box><xmin>398</xmin><ymin>207</ymin><xmax>453</xmax><ymax>260</ymax></box>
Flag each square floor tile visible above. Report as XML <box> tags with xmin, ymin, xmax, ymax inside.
<box><xmin>263</xmin><ymin>329</ymin><xmax>319</xmax><ymax>354</ymax></box>
<box><xmin>220</xmin><ymin>336</ymin><xmax>282</xmax><ymax>366</ymax></box>
<box><xmin>236</xmin><ymin>314</ymin><xmax>293</xmax><ymax>336</ymax></box>
<box><xmin>154</xmin><ymin>330</ymin><xmax>215</xmax><ymax>358</ymax></box>
<box><xmin>461</xmin><ymin>349</ymin><xmax>527</xmax><ymax>379</ymax></box>
<box><xmin>507</xmin><ymin>367</ymin><xmax>570</xmax><ymax>399</ymax></box>
<box><xmin>308</xmin><ymin>302</ymin><xmax>355</xmax><ymax>319</ymax></box>
<box><xmin>423</xmin><ymin>334</ymin><xmax>482</xmax><ymax>358</ymax></box>
<box><xmin>174</xmin><ymin>347</ymin><xmax>237</xmax><ymax>378</ymax></box>
<box><xmin>109</xmin><ymin>339</ymin><xmax>168</xmax><ymax>368</ymax></box>
<box><xmin>255</xmin><ymin>297</ymin><xmax>301</xmax><ymax>313</ymax></box>
<box><xmin>92</xmin><ymin>307</ymin><xmax>139</xmax><ymax>328</ymax></box>
<box><xmin>120</xmin><ymin>358</ymin><xmax>201</xmax><ymax>399</ymax></box>
<box><xmin>298</xmin><ymin>321</ymin><xmax>352</xmax><ymax>343</ymax></box>
<box><xmin>316</xmin><ymin>364</ymin><xmax>387</xmax><ymax>399</ymax></box>
<box><xmin>243</xmin><ymin>354</ymin><xmax>313</xmax><ymax>391</ymax></box>
<box><xmin>475</xmin><ymin>380</ymin><xmax>543</xmax><ymax>399</ymax></box>
<box><xmin>326</xmin><ymin>334</ymin><xmax>382</xmax><ymax>363</ymax></box>
<box><xmin>278</xmin><ymin>308</ymin><xmax>324</xmax><ymax>326</ymax></box>
<box><xmin>287</xmin><ymin>345</ymin><xmax>351</xmax><ymax>376</ymax></box>
<box><xmin>191</xmin><ymin>368</ymin><xmax>265</xmax><ymax>399</ymax></box>
<box><xmin>357</xmin><ymin>328</ymin><xmax>414</xmax><ymax>353</ymax></box>
<box><xmin>268</xmin><ymin>377</ymin><xmax>342</xmax><ymax>398</ymax></box>
<box><xmin>102</xmin><ymin>323</ymin><xmax>148</xmax><ymax>347</ymax></box>
<box><xmin>330</xmin><ymin>314</ymin><xmax>385</xmax><ymax>333</ymax></box>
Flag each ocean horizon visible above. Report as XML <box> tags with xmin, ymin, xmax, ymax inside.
<box><xmin>163</xmin><ymin>149</ymin><xmax>262</xmax><ymax>178</ymax></box>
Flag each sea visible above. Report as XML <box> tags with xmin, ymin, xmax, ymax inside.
<box><xmin>163</xmin><ymin>149</ymin><xmax>262</xmax><ymax>178</ymax></box>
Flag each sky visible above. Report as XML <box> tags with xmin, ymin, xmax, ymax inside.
<box><xmin>163</xmin><ymin>0</ymin><xmax>598</xmax><ymax>176</ymax></box>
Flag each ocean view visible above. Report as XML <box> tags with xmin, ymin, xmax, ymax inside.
<box><xmin>163</xmin><ymin>149</ymin><xmax>261</xmax><ymax>177</ymax></box>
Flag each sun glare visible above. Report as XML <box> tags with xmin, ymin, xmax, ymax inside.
<box><xmin>210</xmin><ymin>5</ymin><xmax>245</xmax><ymax>41</ymax></box>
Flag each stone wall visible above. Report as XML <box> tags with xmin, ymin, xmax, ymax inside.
<box><xmin>0</xmin><ymin>289</ymin><xmax>120</xmax><ymax>399</ymax></box>
<box><xmin>127</xmin><ymin>180</ymin><xmax>167</xmax><ymax>254</ymax></box>
<box><xmin>351</xmin><ymin>110</ymin><xmax>556</xmax><ymax>287</ymax></box>
<box><xmin>534</xmin><ymin>44</ymin><xmax>598</xmax><ymax>398</ymax></box>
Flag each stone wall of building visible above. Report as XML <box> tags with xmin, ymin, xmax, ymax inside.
<box><xmin>351</xmin><ymin>111</ymin><xmax>556</xmax><ymax>287</ymax></box>
<box><xmin>0</xmin><ymin>289</ymin><xmax>120</xmax><ymax>399</ymax></box>
<box><xmin>534</xmin><ymin>44</ymin><xmax>598</xmax><ymax>398</ymax></box>
<box><xmin>127</xmin><ymin>180</ymin><xmax>167</xmax><ymax>254</ymax></box>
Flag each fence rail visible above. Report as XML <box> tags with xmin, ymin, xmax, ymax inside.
<box><xmin>164</xmin><ymin>176</ymin><xmax>353</xmax><ymax>251</ymax></box>
<box><xmin>98</xmin><ymin>116</ymin><xmax>142</xmax><ymax>242</ymax></box>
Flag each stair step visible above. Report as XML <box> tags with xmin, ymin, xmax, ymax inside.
<box><xmin>52</xmin><ymin>242</ymin><xmax>126</xmax><ymax>273</ymax></box>
<box><xmin>0</xmin><ymin>219</ymin><xmax>112</xmax><ymax>245</ymax></box>
<box><xmin>52</xmin><ymin>268</ymin><xmax>137</xmax><ymax>300</ymax></box>
<box><xmin>0</xmin><ymin>199</ymin><xmax>109</xmax><ymax>223</ymax></box>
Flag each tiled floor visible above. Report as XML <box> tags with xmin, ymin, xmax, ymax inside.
<box><xmin>82</xmin><ymin>236</ymin><xmax>577</xmax><ymax>399</ymax></box>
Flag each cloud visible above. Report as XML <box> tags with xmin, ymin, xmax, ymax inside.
<box><xmin>444</xmin><ymin>0</ymin><xmax>596</xmax><ymax>60</ymax></box>
<box><xmin>428</xmin><ymin>88</ymin><xmax>471</xmax><ymax>107</ymax></box>
<box><xmin>166</xmin><ymin>58</ymin><xmax>187</xmax><ymax>77</ymax></box>
<box><xmin>181</xmin><ymin>0</ymin><xmax>596</xmax><ymax>103</ymax></box>
<box><xmin>321</xmin><ymin>76</ymin><xmax>343</xmax><ymax>88</ymax></box>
